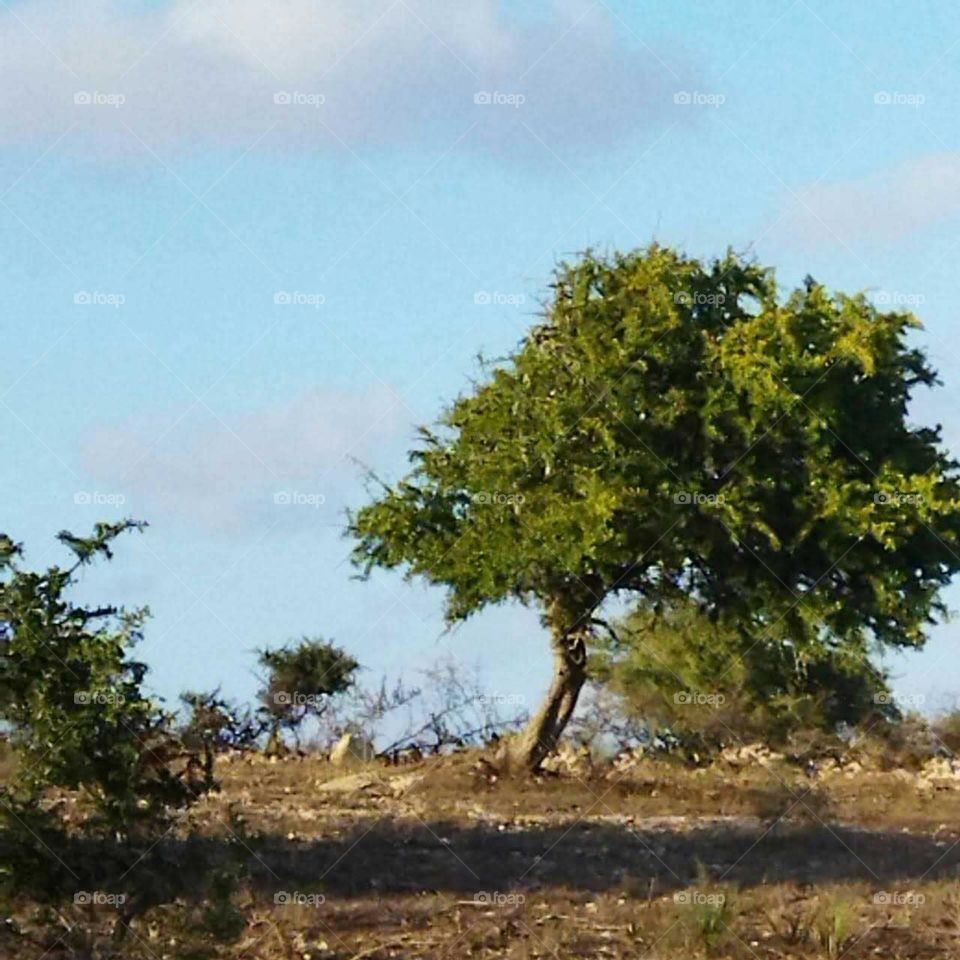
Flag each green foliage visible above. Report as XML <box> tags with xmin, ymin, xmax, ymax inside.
<box><xmin>180</xmin><ymin>641</ymin><xmax>360</xmax><ymax>754</ymax></box>
<box><xmin>0</xmin><ymin>522</ymin><xmax>208</xmax><ymax>837</ymax></box>
<box><xmin>179</xmin><ymin>689</ymin><xmax>263</xmax><ymax>753</ymax></box>
<box><xmin>197</xmin><ymin>867</ymin><xmax>247</xmax><ymax>943</ymax></box>
<box><xmin>257</xmin><ymin>637</ymin><xmax>358</xmax><ymax>744</ymax></box>
<box><xmin>594</xmin><ymin>599</ymin><xmax>897</xmax><ymax>747</ymax></box>
<box><xmin>351</xmin><ymin>244</ymin><xmax>960</xmax><ymax>670</ymax></box>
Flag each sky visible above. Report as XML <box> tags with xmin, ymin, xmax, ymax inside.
<box><xmin>3</xmin><ymin>0</ymin><xmax>960</xmax><ymax>725</ymax></box>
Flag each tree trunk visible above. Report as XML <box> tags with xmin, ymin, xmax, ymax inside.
<box><xmin>506</xmin><ymin>623</ymin><xmax>589</xmax><ymax>772</ymax></box>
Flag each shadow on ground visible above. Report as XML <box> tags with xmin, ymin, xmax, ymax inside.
<box><xmin>11</xmin><ymin>817</ymin><xmax>960</xmax><ymax>906</ymax></box>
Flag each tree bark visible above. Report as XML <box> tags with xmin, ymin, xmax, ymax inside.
<box><xmin>506</xmin><ymin>621</ymin><xmax>589</xmax><ymax>772</ymax></box>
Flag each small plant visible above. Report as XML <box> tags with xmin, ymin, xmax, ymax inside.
<box><xmin>257</xmin><ymin>637</ymin><xmax>358</xmax><ymax>750</ymax></box>
<box><xmin>180</xmin><ymin>688</ymin><xmax>264</xmax><ymax>754</ymax></box>
<box><xmin>814</xmin><ymin>896</ymin><xmax>856</xmax><ymax>959</ymax></box>
<box><xmin>673</xmin><ymin>885</ymin><xmax>734</xmax><ymax>956</ymax></box>
<box><xmin>694</xmin><ymin>894</ymin><xmax>732</xmax><ymax>954</ymax></box>
<box><xmin>198</xmin><ymin>868</ymin><xmax>247</xmax><ymax>943</ymax></box>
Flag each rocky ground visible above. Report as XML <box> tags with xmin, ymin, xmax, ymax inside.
<box><xmin>6</xmin><ymin>744</ymin><xmax>960</xmax><ymax>958</ymax></box>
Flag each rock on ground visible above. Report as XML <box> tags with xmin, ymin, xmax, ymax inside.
<box><xmin>330</xmin><ymin>732</ymin><xmax>377</xmax><ymax>766</ymax></box>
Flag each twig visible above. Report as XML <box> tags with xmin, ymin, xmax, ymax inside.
<box><xmin>347</xmin><ymin>938</ymin><xmax>431</xmax><ymax>960</ymax></box>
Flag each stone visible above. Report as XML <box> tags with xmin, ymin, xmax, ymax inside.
<box><xmin>329</xmin><ymin>732</ymin><xmax>376</xmax><ymax>766</ymax></box>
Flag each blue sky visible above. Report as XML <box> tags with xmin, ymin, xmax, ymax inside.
<box><xmin>3</xmin><ymin>0</ymin><xmax>960</xmax><ymax>722</ymax></box>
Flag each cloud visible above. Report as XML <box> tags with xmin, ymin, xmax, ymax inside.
<box><xmin>0</xmin><ymin>0</ymin><xmax>693</xmax><ymax>159</ymax></box>
<box><xmin>774</xmin><ymin>153</ymin><xmax>960</xmax><ymax>248</ymax></box>
<box><xmin>78</xmin><ymin>385</ymin><xmax>409</xmax><ymax>533</ymax></box>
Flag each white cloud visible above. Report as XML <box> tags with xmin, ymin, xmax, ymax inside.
<box><xmin>0</xmin><ymin>0</ymin><xmax>692</xmax><ymax>159</ymax></box>
<box><xmin>775</xmin><ymin>153</ymin><xmax>960</xmax><ymax>248</ymax></box>
<box><xmin>78</xmin><ymin>385</ymin><xmax>408</xmax><ymax>532</ymax></box>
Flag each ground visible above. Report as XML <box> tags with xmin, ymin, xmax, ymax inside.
<box><xmin>4</xmin><ymin>745</ymin><xmax>960</xmax><ymax>958</ymax></box>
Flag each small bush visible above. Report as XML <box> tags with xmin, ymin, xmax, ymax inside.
<box><xmin>257</xmin><ymin>637</ymin><xmax>358</xmax><ymax>749</ymax></box>
<box><xmin>0</xmin><ymin>522</ymin><xmax>212</xmax><ymax>840</ymax></box>
<box><xmin>592</xmin><ymin>599</ymin><xmax>898</xmax><ymax>754</ymax></box>
<box><xmin>179</xmin><ymin>689</ymin><xmax>264</xmax><ymax>754</ymax></box>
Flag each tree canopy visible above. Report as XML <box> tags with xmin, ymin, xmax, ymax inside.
<box><xmin>350</xmin><ymin>245</ymin><xmax>960</xmax><ymax>768</ymax></box>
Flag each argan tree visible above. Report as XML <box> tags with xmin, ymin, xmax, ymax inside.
<box><xmin>349</xmin><ymin>246</ymin><xmax>960</xmax><ymax>771</ymax></box>
<box><xmin>257</xmin><ymin>637</ymin><xmax>357</xmax><ymax>749</ymax></box>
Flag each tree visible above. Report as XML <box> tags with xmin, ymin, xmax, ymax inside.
<box><xmin>0</xmin><ymin>522</ymin><xmax>210</xmax><ymax>836</ymax></box>
<box><xmin>592</xmin><ymin>598</ymin><xmax>898</xmax><ymax>751</ymax></box>
<box><xmin>256</xmin><ymin>637</ymin><xmax>357</xmax><ymax>749</ymax></box>
<box><xmin>349</xmin><ymin>245</ymin><xmax>960</xmax><ymax>770</ymax></box>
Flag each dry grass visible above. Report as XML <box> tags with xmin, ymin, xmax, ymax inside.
<box><xmin>5</xmin><ymin>746</ymin><xmax>960</xmax><ymax>958</ymax></box>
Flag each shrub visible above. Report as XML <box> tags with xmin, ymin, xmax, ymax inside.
<box><xmin>593</xmin><ymin>598</ymin><xmax>897</xmax><ymax>753</ymax></box>
<box><xmin>257</xmin><ymin>637</ymin><xmax>358</xmax><ymax>749</ymax></box>
<box><xmin>0</xmin><ymin>522</ymin><xmax>211</xmax><ymax>838</ymax></box>
<box><xmin>179</xmin><ymin>689</ymin><xmax>263</xmax><ymax>755</ymax></box>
